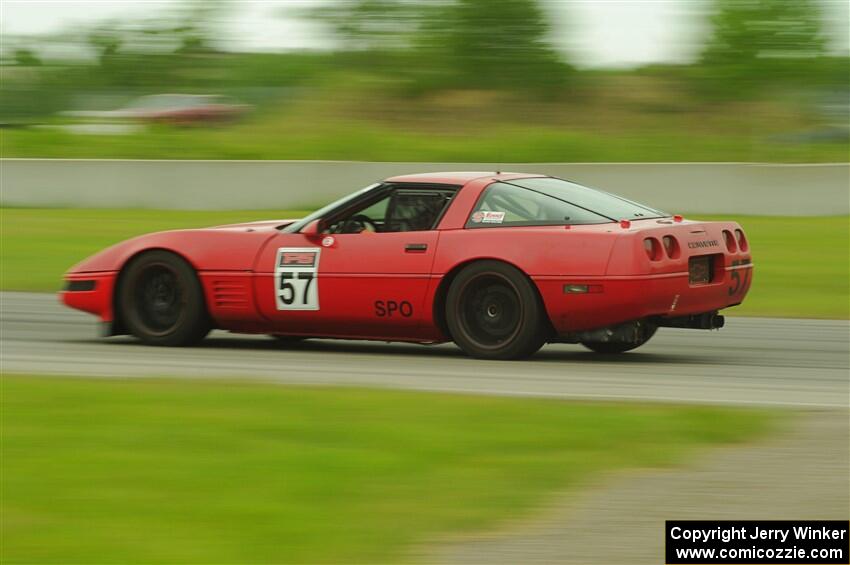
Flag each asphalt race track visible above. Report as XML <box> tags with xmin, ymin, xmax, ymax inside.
<box><xmin>2</xmin><ymin>292</ymin><xmax>848</xmax><ymax>408</ymax></box>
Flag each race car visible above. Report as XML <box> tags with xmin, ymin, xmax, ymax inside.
<box><xmin>62</xmin><ymin>94</ymin><xmax>250</xmax><ymax>126</ymax></box>
<box><xmin>61</xmin><ymin>172</ymin><xmax>753</xmax><ymax>360</ymax></box>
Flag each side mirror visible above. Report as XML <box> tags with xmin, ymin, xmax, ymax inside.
<box><xmin>301</xmin><ymin>219</ymin><xmax>323</xmax><ymax>238</ymax></box>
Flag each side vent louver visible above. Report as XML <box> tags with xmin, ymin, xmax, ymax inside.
<box><xmin>211</xmin><ymin>279</ymin><xmax>250</xmax><ymax>309</ymax></box>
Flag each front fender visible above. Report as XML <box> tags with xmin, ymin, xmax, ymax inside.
<box><xmin>67</xmin><ymin>228</ymin><xmax>276</xmax><ymax>275</ymax></box>
<box><xmin>61</xmin><ymin>228</ymin><xmax>278</xmax><ymax>329</ymax></box>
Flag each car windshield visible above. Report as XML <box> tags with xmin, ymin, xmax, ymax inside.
<box><xmin>282</xmin><ymin>183</ymin><xmax>383</xmax><ymax>233</ymax></box>
<box><xmin>504</xmin><ymin>177</ymin><xmax>667</xmax><ymax>221</ymax></box>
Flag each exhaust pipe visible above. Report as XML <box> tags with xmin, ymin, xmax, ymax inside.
<box><xmin>657</xmin><ymin>311</ymin><xmax>724</xmax><ymax>330</ymax></box>
<box><xmin>556</xmin><ymin>312</ymin><xmax>724</xmax><ymax>344</ymax></box>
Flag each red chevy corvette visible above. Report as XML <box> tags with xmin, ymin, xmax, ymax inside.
<box><xmin>61</xmin><ymin>172</ymin><xmax>753</xmax><ymax>359</ymax></box>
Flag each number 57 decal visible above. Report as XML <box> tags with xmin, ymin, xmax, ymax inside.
<box><xmin>275</xmin><ymin>248</ymin><xmax>321</xmax><ymax>310</ymax></box>
<box><xmin>728</xmin><ymin>259</ymin><xmax>751</xmax><ymax>297</ymax></box>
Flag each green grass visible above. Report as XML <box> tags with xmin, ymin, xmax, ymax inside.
<box><xmin>0</xmin><ymin>375</ymin><xmax>777</xmax><ymax>564</ymax></box>
<box><xmin>2</xmin><ymin>79</ymin><xmax>847</xmax><ymax>163</ymax></box>
<box><xmin>1</xmin><ymin>209</ymin><xmax>846</xmax><ymax>317</ymax></box>
<box><xmin>0</xmin><ymin>60</ymin><xmax>848</xmax><ymax>163</ymax></box>
<box><xmin>4</xmin><ymin>121</ymin><xmax>847</xmax><ymax>163</ymax></box>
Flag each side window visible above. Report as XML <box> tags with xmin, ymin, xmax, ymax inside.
<box><xmin>384</xmin><ymin>191</ymin><xmax>452</xmax><ymax>232</ymax></box>
<box><xmin>326</xmin><ymin>193</ymin><xmax>392</xmax><ymax>234</ymax></box>
<box><xmin>357</xmin><ymin>196</ymin><xmax>391</xmax><ymax>227</ymax></box>
<box><xmin>467</xmin><ymin>182</ymin><xmax>608</xmax><ymax>228</ymax></box>
<box><xmin>327</xmin><ymin>188</ymin><xmax>453</xmax><ymax>234</ymax></box>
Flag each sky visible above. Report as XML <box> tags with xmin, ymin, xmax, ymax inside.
<box><xmin>1</xmin><ymin>0</ymin><xmax>848</xmax><ymax>68</ymax></box>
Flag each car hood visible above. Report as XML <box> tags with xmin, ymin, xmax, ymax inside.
<box><xmin>210</xmin><ymin>219</ymin><xmax>299</xmax><ymax>231</ymax></box>
<box><xmin>66</xmin><ymin>220</ymin><xmax>299</xmax><ymax>275</ymax></box>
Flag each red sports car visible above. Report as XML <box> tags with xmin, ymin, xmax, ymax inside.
<box><xmin>64</xmin><ymin>94</ymin><xmax>250</xmax><ymax>126</ymax></box>
<box><xmin>61</xmin><ymin>172</ymin><xmax>753</xmax><ymax>359</ymax></box>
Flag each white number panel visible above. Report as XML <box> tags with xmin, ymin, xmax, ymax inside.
<box><xmin>274</xmin><ymin>247</ymin><xmax>321</xmax><ymax>310</ymax></box>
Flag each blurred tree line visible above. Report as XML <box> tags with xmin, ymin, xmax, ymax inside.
<box><xmin>0</xmin><ymin>0</ymin><xmax>847</xmax><ymax>122</ymax></box>
<box><xmin>307</xmin><ymin>0</ymin><xmax>570</xmax><ymax>92</ymax></box>
<box><xmin>695</xmin><ymin>0</ymin><xmax>845</xmax><ymax>96</ymax></box>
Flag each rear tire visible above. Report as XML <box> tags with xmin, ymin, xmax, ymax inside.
<box><xmin>581</xmin><ymin>324</ymin><xmax>657</xmax><ymax>354</ymax></box>
<box><xmin>118</xmin><ymin>251</ymin><xmax>211</xmax><ymax>346</ymax></box>
<box><xmin>445</xmin><ymin>261</ymin><xmax>547</xmax><ymax>360</ymax></box>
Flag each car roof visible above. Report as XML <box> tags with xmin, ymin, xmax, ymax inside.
<box><xmin>384</xmin><ymin>171</ymin><xmax>546</xmax><ymax>185</ymax></box>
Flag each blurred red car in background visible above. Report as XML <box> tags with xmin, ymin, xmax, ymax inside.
<box><xmin>63</xmin><ymin>94</ymin><xmax>250</xmax><ymax>126</ymax></box>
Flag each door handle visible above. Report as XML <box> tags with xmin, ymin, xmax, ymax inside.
<box><xmin>405</xmin><ymin>243</ymin><xmax>428</xmax><ymax>253</ymax></box>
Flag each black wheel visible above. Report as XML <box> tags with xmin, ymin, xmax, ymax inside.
<box><xmin>445</xmin><ymin>261</ymin><xmax>548</xmax><ymax>360</ymax></box>
<box><xmin>118</xmin><ymin>250</ymin><xmax>211</xmax><ymax>346</ymax></box>
<box><xmin>581</xmin><ymin>324</ymin><xmax>657</xmax><ymax>354</ymax></box>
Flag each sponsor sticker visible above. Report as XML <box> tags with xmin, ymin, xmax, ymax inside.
<box><xmin>279</xmin><ymin>251</ymin><xmax>316</xmax><ymax>268</ymax></box>
<box><xmin>275</xmin><ymin>247</ymin><xmax>320</xmax><ymax>310</ymax></box>
<box><xmin>471</xmin><ymin>211</ymin><xmax>506</xmax><ymax>224</ymax></box>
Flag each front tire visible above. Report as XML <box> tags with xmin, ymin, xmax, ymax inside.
<box><xmin>445</xmin><ymin>261</ymin><xmax>548</xmax><ymax>360</ymax></box>
<box><xmin>118</xmin><ymin>251</ymin><xmax>211</xmax><ymax>346</ymax></box>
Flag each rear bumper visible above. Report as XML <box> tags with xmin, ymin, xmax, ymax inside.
<box><xmin>59</xmin><ymin>271</ymin><xmax>117</xmax><ymax>323</ymax></box>
<box><xmin>535</xmin><ymin>260</ymin><xmax>753</xmax><ymax>333</ymax></box>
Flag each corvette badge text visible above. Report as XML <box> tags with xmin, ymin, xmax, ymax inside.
<box><xmin>275</xmin><ymin>248</ymin><xmax>321</xmax><ymax>310</ymax></box>
<box><xmin>688</xmin><ymin>239</ymin><xmax>720</xmax><ymax>249</ymax></box>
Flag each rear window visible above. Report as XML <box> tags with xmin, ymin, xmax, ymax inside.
<box><xmin>467</xmin><ymin>182</ymin><xmax>609</xmax><ymax>227</ymax></box>
<box><xmin>508</xmin><ymin>177</ymin><xmax>666</xmax><ymax>221</ymax></box>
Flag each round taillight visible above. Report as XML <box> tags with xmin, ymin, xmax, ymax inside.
<box><xmin>723</xmin><ymin>230</ymin><xmax>737</xmax><ymax>252</ymax></box>
<box><xmin>662</xmin><ymin>235</ymin><xmax>679</xmax><ymax>259</ymax></box>
<box><xmin>644</xmin><ymin>237</ymin><xmax>661</xmax><ymax>261</ymax></box>
<box><xmin>735</xmin><ymin>229</ymin><xmax>748</xmax><ymax>252</ymax></box>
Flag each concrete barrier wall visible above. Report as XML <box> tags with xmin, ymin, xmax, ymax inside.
<box><xmin>1</xmin><ymin>159</ymin><xmax>847</xmax><ymax>215</ymax></box>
